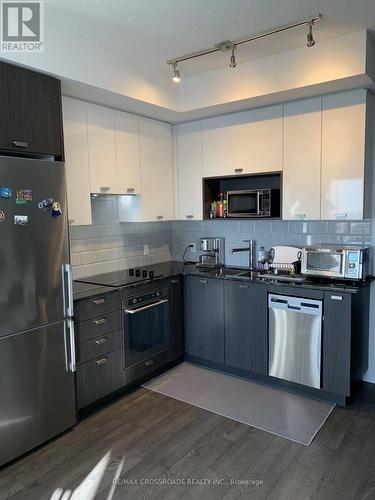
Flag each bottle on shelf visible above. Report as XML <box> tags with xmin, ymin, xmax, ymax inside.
<box><xmin>223</xmin><ymin>195</ymin><xmax>228</xmax><ymax>218</ymax></box>
<box><xmin>216</xmin><ymin>192</ymin><xmax>225</xmax><ymax>218</ymax></box>
<box><xmin>210</xmin><ymin>200</ymin><xmax>217</xmax><ymax>218</ymax></box>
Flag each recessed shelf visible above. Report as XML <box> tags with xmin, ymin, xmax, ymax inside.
<box><xmin>203</xmin><ymin>172</ymin><xmax>282</xmax><ymax>220</ymax></box>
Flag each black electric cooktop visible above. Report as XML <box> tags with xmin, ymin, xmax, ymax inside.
<box><xmin>76</xmin><ymin>268</ymin><xmax>164</xmax><ymax>288</ymax></box>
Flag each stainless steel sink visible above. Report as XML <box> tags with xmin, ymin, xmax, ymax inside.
<box><xmin>221</xmin><ymin>268</ymin><xmax>246</xmax><ymax>276</ymax></box>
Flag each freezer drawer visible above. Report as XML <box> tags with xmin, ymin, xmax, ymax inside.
<box><xmin>268</xmin><ymin>294</ymin><xmax>322</xmax><ymax>389</ymax></box>
<box><xmin>0</xmin><ymin>321</ymin><xmax>76</xmax><ymax>467</ymax></box>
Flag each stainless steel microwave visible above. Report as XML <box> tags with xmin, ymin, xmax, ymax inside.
<box><xmin>226</xmin><ymin>188</ymin><xmax>280</xmax><ymax>218</ymax></box>
<box><xmin>301</xmin><ymin>246</ymin><xmax>370</xmax><ymax>281</ymax></box>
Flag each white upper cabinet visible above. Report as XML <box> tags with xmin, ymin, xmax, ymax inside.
<box><xmin>86</xmin><ymin>103</ymin><xmax>117</xmax><ymax>194</ymax></box>
<box><xmin>114</xmin><ymin>111</ymin><xmax>141</xmax><ymax>195</ymax></box>
<box><xmin>62</xmin><ymin>97</ymin><xmax>92</xmax><ymax>226</ymax></box>
<box><xmin>176</xmin><ymin>121</ymin><xmax>203</xmax><ymax>220</ymax></box>
<box><xmin>202</xmin><ymin>105</ymin><xmax>282</xmax><ymax>178</ymax></box>
<box><xmin>140</xmin><ymin>118</ymin><xmax>174</xmax><ymax>221</ymax></box>
<box><xmin>321</xmin><ymin>90</ymin><xmax>370</xmax><ymax>220</ymax></box>
<box><xmin>283</xmin><ymin>97</ymin><xmax>322</xmax><ymax>220</ymax></box>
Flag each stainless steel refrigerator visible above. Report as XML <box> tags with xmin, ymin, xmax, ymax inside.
<box><xmin>0</xmin><ymin>156</ymin><xmax>76</xmax><ymax>468</ymax></box>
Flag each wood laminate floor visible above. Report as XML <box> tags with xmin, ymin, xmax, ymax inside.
<box><xmin>0</xmin><ymin>383</ymin><xmax>375</xmax><ymax>500</ymax></box>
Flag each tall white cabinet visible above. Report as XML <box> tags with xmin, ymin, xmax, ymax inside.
<box><xmin>283</xmin><ymin>97</ymin><xmax>322</xmax><ymax>220</ymax></box>
<box><xmin>140</xmin><ymin>118</ymin><xmax>174</xmax><ymax>221</ymax></box>
<box><xmin>86</xmin><ymin>103</ymin><xmax>118</xmax><ymax>194</ymax></box>
<box><xmin>176</xmin><ymin>121</ymin><xmax>203</xmax><ymax>220</ymax></box>
<box><xmin>202</xmin><ymin>105</ymin><xmax>282</xmax><ymax>178</ymax></box>
<box><xmin>62</xmin><ymin>97</ymin><xmax>92</xmax><ymax>226</ymax></box>
<box><xmin>321</xmin><ymin>89</ymin><xmax>370</xmax><ymax>220</ymax></box>
<box><xmin>114</xmin><ymin>111</ymin><xmax>141</xmax><ymax>195</ymax></box>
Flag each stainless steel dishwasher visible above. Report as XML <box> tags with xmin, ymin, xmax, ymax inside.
<box><xmin>268</xmin><ymin>294</ymin><xmax>322</xmax><ymax>389</ymax></box>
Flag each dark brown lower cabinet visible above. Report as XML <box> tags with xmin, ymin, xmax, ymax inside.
<box><xmin>224</xmin><ymin>281</ymin><xmax>268</xmax><ymax>374</ymax></box>
<box><xmin>169</xmin><ymin>277</ymin><xmax>184</xmax><ymax>359</ymax></box>
<box><xmin>184</xmin><ymin>275</ymin><xmax>225</xmax><ymax>363</ymax></box>
<box><xmin>322</xmin><ymin>288</ymin><xmax>369</xmax><ymax>397</ymax></box>
<box><xmin>76</xmin><ymin>349</ymin><xmax>124</xmax><ymax>409</ymax></box>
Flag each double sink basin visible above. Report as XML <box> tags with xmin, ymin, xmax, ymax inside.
<box><xmin>197</xmin><ymin>266</ymin><xmax>258</xmax><ymax>280</ymax></box>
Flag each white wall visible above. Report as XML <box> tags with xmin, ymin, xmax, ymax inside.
<box><xmin>0</xmin><ymin>15</ymin><xmax>179</xmax><ymax>111</ymax></box>
<box><xmin>364</xmin><ymin>92</ymin><xmax>375</xmax><ymax>383</ymax></box>
<box><xmin>179</xmin><ymin>31</ymin><xmax>370</xmax><ymax>112</ymax></box>
<box><xmin>2</xmin><ymin>29</ymin><xmax>374</xmax><ymax>123</ymax></box>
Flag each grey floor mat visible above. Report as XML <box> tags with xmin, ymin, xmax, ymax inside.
<box><xmin>142</xmin><ymin>362</ymin><xmax>335</xmax><ymax>446</ymax></box>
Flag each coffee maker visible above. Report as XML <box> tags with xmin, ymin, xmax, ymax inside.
<box><xmin>197</xmin><ymin>237</ymin><xmax>225</xmax><ymax>269</ymax></box>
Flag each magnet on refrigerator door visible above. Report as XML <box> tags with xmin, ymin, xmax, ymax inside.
<box><xmin>38</xmin><ymin>198</ymin><xmax>53</xmax><ymax>212</ymax></box>
<box><xmin>16</xmin><ymin>189</ymin><xmax>32</xmax><ymax>205</ymax></box>
<box><xmin>51</xmin><ymin>202</ymin><xmax>62</xmax><ymax>217</ymax></box>
<box><xmin>14</xmin><ymin>215</ymin><xmax>28</xmax><ymax>225</ymax></box>
<box><xmin>0</xmin><ymin>187</ymin><xmax>12</xmax><ymax>198</ymax></box>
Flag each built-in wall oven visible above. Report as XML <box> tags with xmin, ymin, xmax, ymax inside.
<box><xmin>123</xmin><ymin>285</ymin><xmax>171</xmax><ymax>368</ymax></box>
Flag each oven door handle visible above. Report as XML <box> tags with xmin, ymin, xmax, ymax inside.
<box><xmin>125</xmin><ymin>299</ymin><xmax>169</xmax><ymax>314</ymax></box>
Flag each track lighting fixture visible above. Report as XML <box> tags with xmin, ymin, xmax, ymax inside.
<box><xmin>167</xmin><ymin>14</ymin><xmax>321</xmax><ymax>80</ymax></box>
<box><xmin>229</xmin><ymin>46</ymin><xmax>237</xmax><ymax>68</ymax></box>
<box><xmin>306</xmin><ymin>21</ymin><xmax>315</xmax><ymax>48</ymax></box>
<box><xmin>172</xmin><ymin>62</ymin><xmax>180</xmax><ymax>83</ymax></box>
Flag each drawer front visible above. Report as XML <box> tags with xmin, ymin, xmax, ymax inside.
<box><xmin>124</xmin><ymin>350</ymin><xmax>169</xmax><ymax>386</ymax></box>
<box><xmin>77</xmin><ymin>329</ymin><xmax>123</xmax><ymax>365</ymax></box>
<box><xmin>75</xmin><ymin>310</ymin><xmax>122</xmax><ymax>343</ymax></box>
<box><xmin>74</xmin><ymin>292</ymin><xmax>121</xmax><ymax>322</ymax></box>
<box><xmin>76</xmin><ymin>348</ymin><xmax>124</xmax><ymax>409</ymax></box>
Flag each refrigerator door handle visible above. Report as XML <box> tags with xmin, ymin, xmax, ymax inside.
<box><xmin>63</xmin><ymin>264</ymin><xmax>74</xmax><ymax>317</ymax></box>
<box><xmin>65</xmin><ymin>319</ymin><xmax>76</xmax><ymax>373</ymax></box>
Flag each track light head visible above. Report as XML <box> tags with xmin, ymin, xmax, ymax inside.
<box><xmin>172</xmin><ymin>62</ymin><xmax>181</xmax><ymax>83</ymax></box>
<box><xmin>229</xmin><ymin>46</ymin><xmax>237</xmax><ymax>68</ymax></box>
<box><xmin>306</xmin><ymin>22</ymin><xmax>315</xmax><ymax>47</ymax></box>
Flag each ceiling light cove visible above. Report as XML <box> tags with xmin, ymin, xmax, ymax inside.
<box><xmin>167</xmin><ymin>14</ymin><xmax>321</xmax><ymax>81</ymax></box>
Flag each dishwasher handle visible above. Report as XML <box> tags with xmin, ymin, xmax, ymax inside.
<box><xmin>269</xmin><ymin>294</ymin><xmax>322</xmax><ymax>316</ymax></box>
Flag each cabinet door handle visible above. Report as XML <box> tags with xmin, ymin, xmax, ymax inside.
<box><xmin>295</xmin><ymin>213</ymin><xmax>306</xmax><ymax>220</ymax></box>
<box><xmin>200</xmin><ymin>279</ymin><xmax>208</xmax><ymax>284</ymax></box>
<box><xmin>12</xmin><ymin>141</ymin><xmax>29</xmax><ymax>148</ymax></box>
<box><xmin>95</xmin><ymin>337</ymin><xmax>107</xmax><ymax>345</ymax></box>
<box><xmin>156</xmin><ymin>215</ymin><xmax>164</xmax><ymax>220</ymax></box>
<box><xmin>126</xmin><ymin>188</ymin><xmax>135</xmax><ymax>193</ymax></box>
<box><xmin>235</xmin><ymin>168</ymin><xmax>243</xmax><ymax>174</ymax></box>
<box><xmin>96</xmin><ymin>357</ymin><xmax>108</xmax><ymax>366</ymax></box>
<box><xmin>335</xmin><ymin>213</ymin><xmax>347</xmax><ymax>219</ymax></box>
<box><xmin>186</xmin><ymin>215</ymin><xmax>194</xmax><ymax>219</ymax></box>
<box><xmin>93</xmin><ymin>317</ymin><xmax>106</xmax><ymax>325</ymax></box>
<box><xmin>171</xmin><ymin>279</ymin><xmax>179</xmax><ymax>284</ymax></box>
<box><xmin>93</xmin><ymin>298</ymin><xmax>105</xmax><ymax>305</ymax></box>
<box><xmin>239</xmin><ymin>284</ymin><xmax>249</xmax><ymax>289</ymax></box>
<box><xmin>331</xmin><ymin>295</ymin><xmax>343</xmax><ymax>301</ymax></box>
<box><xmin>100</xmin><ymin>187</ymin><xmax>110</xmax><ymax>192</ymax></box>
<box><xmin>145</xmin><ymin>360</ymin><xmax>154</xmax><ymax>367</ymax></box>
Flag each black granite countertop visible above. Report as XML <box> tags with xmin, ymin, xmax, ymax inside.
<box><xmin>73</xmin><ymin>260</ymin><xmax>371</xmax><ymax>300</ymax></box>
<box><xmin>73</xmin><ymin>281</ymin><xmax>121</xmax><ymax>301</ymax></box>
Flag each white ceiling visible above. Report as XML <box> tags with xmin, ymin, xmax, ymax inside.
<box><xmin>46</xmin><ymin>0</ymin><xmax>375</xmax><ymax>78</ymax></box>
